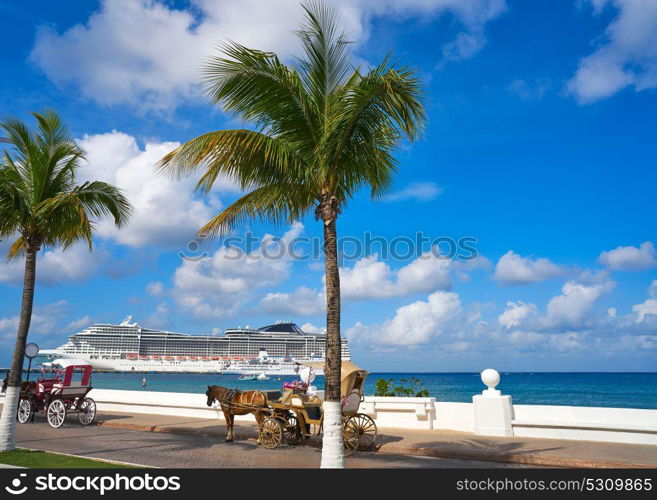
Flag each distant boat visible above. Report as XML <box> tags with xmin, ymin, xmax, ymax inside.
<box><xmin>238</xmin><ymin>374</ymin><xmax>257</xmax><ymax>381</ymax></box>
<box><xmin>257</xmin><ymin>372</ymin><xmax>270</xmax><ymax>381</ymax></box>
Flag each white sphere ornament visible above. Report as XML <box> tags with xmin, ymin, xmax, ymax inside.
<box><xmin>481</xmin><ymin>368</ymin><xmax>501</xmax><ymax>397</ymax></box>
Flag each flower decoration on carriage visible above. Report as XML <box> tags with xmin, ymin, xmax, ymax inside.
<box><xmin>283</xmin><ymin>379</ymin><xmax>307</xmax><ymax>390</ymax></box>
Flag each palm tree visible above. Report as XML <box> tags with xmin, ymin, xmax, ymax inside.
<box><xmin>157</xmin><ymin>1</ymin><xmax>425</xmax><ymax>467</ymax></box>
<box><xmin>0</xmin><ymin>111</ymin><xmax>132</xmax><ymax>451</ymax></box>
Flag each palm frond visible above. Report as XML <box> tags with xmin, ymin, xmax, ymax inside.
<box><xmin>157</xmin><ymin>129</ymin><xmax>310</xmax><ymax>193</ymax></box>
<box><xmin>198</xmin><ymin>183</ymin><xmax>315</xmax><ymax>239</ymax></box>
<box><xmin>203</xmin><ymin>42</ymin><xmax>318</xmax><ymax>148</ymax></box>
<box><xmin>0</xmin><ymin>111</ymin><xmax>133</xmax><ymax>257</ymax></box>
<box><xmin>297</xmin><ymin>1</ymin><xmax>353</xmax><ymax>116</ymax></box>
<box><xmin>157</xmin><ymin>1</ymin><xmax>426</xmax><ymax>236</ymax></box>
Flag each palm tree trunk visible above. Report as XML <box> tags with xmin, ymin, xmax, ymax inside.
<box><xmin>320</xmin><ymin>216</ymin><xmax>344</xmax><ymax>468</ymax></box>
<box><xmin>0</xmin><ymin>245</ymin><xmax>38</xmax><ymax>451</ymax></box>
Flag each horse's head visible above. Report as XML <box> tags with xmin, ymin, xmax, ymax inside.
<box><xmin>205</xmin><ymin>385</ymin><xmax>215</xmax><ymax>407</ymax></box>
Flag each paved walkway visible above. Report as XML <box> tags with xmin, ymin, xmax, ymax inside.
<box><xmin>90</xmin><ymin>411</ymin><xmax>657</xmax><ymax>468</ymax></box>
<box><xmin>3</xmin><ymin>405</ymin><xmax>656</xmax><ymax>468</ymax></box>
<box><xmin>13</xmin><ymin>418</ymin><xmax>525</xmax><ymax>469</ymax></box>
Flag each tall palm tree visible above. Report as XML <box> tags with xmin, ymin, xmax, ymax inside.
<box><xmin>158</xmin><ymin>1</ymin><xmax>425</xmax><ymax>467</ymax></box>
<box><xmin>0</xmin><ymin>111</ymin><xmax>132</xmax><ymax>451</ymax></box>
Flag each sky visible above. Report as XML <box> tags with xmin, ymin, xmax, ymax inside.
<box><xmin>1</xmin><ymin>0</ymin><xmax>656</xmax><ymax>372</ymax></box>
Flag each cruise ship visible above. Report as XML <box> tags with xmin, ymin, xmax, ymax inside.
<box><xmin>38</xmin><ymin>317</ymin><xmax>350</xmax><ymax>375</ymax></box>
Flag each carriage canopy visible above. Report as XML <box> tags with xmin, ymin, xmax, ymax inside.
<box><xmin>51</xmin><ymin>358</ymin><xmax>92</xmax><ymax>368</ymax></box>
<box><xmin>49</xmin><ymin>359</ymin><xmax>93</xmax><ymax>386</ymax></box>
<box><xmin>300</xmin><ymin>361</ymin><xmax>369</xmax><ymax>398</ymax></box>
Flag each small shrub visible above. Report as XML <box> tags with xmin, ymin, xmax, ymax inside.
<box><xmin>374</xmin><ymin>377</ymin><xmax>430</xmax><ymax>397</ymax></box>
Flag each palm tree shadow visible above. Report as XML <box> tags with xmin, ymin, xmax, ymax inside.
<box><xmin>412</xmin><ymin>438</ymin><xmax>564</xmax><ymax>456</ymax></box>
<box><xmin>373</xmin><ymin>432</ymin><xmax>404</xmax><ymax>449</ymax></box>
<box><xmin>94</xmin><ymin>414</ymin><xmax>132</xmax><ymax>423</ymax></box>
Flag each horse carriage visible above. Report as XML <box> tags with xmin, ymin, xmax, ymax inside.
<box><xmin>206</xmin><ymin>361</ymin><xmax>377</xmax><ymax>452</ymax></box>
<box><xmin>17</xmin><ymin>358</ymin><xmax>97</xmax><ymax>428</ymax></box>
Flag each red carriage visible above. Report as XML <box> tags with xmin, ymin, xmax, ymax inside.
<box><xmin>17</xmin><ymin>359</ymin><xmax>97</xmax><ymax>428</ymax></box>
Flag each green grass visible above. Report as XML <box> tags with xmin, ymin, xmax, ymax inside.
<box><xmin>0</xmin><ymin>449</ymin><xmax>137</xmax><ymax>469</ymax></box>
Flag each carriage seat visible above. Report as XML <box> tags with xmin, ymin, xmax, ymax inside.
<box><xmin>290</xmin><ymin>393</ymin><xmax>322</xmax><ymax>409</ymax></box>
<box><xmin>264</xmin><ymin>390</ymin><xmax>283</xmax><ymax>402</ymax></box>
<box><xmin>341</xmin><ymin>389</ymin><xmax>362</xmax><ymax>415</ymax></box>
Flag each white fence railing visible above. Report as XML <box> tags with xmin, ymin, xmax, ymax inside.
<box><xmin>3</xmin><ymin>368</ymin><xmax>655</xmax><ymax>446</ymax></box>
<box><xmin>80</xmin><ymin>380</ymin><xmax>657</xmax><ymax>446</ymax></box>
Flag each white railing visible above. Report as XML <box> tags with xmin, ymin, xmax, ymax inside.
<box><xmin>3</xmin><ymin>369</ymin><xmax>655</xmax><ymax>446</ymax></box>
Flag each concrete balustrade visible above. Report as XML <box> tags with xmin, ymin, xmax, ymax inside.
<box><xmin>4</xmin><ymin>369</ymin><xmax>655</xmax><ymax>446</ymax></box>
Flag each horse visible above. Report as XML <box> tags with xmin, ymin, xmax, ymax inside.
<box><xmin>206</xmin><ymin>385</ymin><xmax>268</xmax><ymax>442</ymax></box>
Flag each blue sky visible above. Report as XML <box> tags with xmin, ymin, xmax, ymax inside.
<box><xmin>1</xmin><ymin>0</ymin><xmax>656</xmax><ymax>371</ymax></box>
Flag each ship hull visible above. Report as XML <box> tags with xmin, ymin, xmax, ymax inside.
<box><xmin>38</xmin><ymin>352</ymin><xmax>325</xmax><ymax>375</ymax></box>
<box><xmin>39</xmin><ymin>320</ymin><xmax>345</xmax><ymax>375</ymax></box>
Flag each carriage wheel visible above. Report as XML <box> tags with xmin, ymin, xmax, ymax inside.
<box><xmin>342</xmin><ymin>413</ymin><xmax>377</xmax><ymax>452</ymax></box>
<box><xmin>47</xmin><ymin>399</ymin><xmax>67</xmax><ymax>428</ymax></box>
<box><xmin>17</xmin><ymin>399</ymin><xmax>33</xmax><ymax>424</ymax></box>
<box><xmin>78</xmin><ymin>398</ymin><xmax>96</xmax><ymax>426</ymax></box>
<box><xmin>259</xmin><ymin>417</ymin><xmax>283</xmax><ymax>449</ymax></box>
<box><xmin>282</xmin><ymin>414</ymin><xmax>302</xmax><ymax>445</ymax></box>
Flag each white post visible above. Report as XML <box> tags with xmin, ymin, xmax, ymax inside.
<box><xmin>472</xmin><ymin>369</ymin><xmax>514</xmax><ymax>437</ymax></box>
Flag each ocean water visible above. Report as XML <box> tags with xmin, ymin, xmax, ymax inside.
<box><xmin>82</xmin><ymin>372</ymin><xmax>657</xmax><ymax>409</ymax></box>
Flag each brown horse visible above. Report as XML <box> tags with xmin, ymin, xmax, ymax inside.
<box><xmin>206</xmin><ymin>385</ymin><xmax>268</xmax><ymax>442</ymax></box>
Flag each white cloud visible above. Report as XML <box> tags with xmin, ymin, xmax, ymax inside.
<box><xmin>346</xmin><ymin>291</ymin><xmax>462</xmax><ymax>346</ymax></box>
<box><xmin>171</xmin><ymin>223</ymin><xmax>303</xmax><ymax>319</ymax></box>
<box><xmin>31</xmin><ymin>0</ymin><xmax>507</xmax><ymax>110</ymax></box>
<box><xmin>340</xmin><ymin>252</ymin><xmax>452</xmax><ymax>300</ymax></box>
<box><xmin>649</xmin><ymin>279</ymin><xmax>657</xmax><ymax>299</ymax></box>
<box><xmin>344</xmin><ymin>270</ymin><xmax>656</xmax><ymax>357</ymax></box>
<box><xmin>0</xmin><ymin>243</ymin><xmax>103</xmax><ymax>286</ymax></box>
<box><xmin>77</xmin><ymin>131</ymin><xmax>239</xmax><ymax>248</ymax></box>
<box><xmin>0</xmin><ymin>301</ymin><xmax>71</xmax><ymax>341</ymax></box>
<box><xmin>633</xmin><ymin>299</ymin><xmax>657</xmax><ymax>323</ymax></box>
<box><xmin>495</xmin><ymin>271</ymin><xmax>615</xmax><ymax>331</ymax></box>
<box><xmin>568</xmin><ymin>0</ymin><xmax>657</xmax><ymax>103</ymax></box>
<box><xmin>507</xmin><ymin>78</ymin><xmax>551</xmax><ymax>101</ymax></box>
<box><xmin>66</xmin><ymin>316</ymin><xmax>92</xmax><ymax>331</ymax></box>
<box><xmin>260</xmin><ymin>286</ymin><xmax>325</xmax><ymax>316</ymax></box>
<box><xmin>0</xmin><ymin>316</ymin><xmax>18</xmax><ymax>340</ymax></box>
<box><xmin>385</xmin><ymin>182</ymin><xmax>443</xmax><ymax>202</ymax></box>
<box><xmin>498</xmin><ymin>301</ymin><xmax>539</xmax><ymax>328</ymax></box>
<box><xmin>631</xmin><ymin>279</ymin><xmax>657</xmax><ymax>323</ymax></box>
<box><xmin>146</xmin><ymin>281</ymin><xmax>165</xmax><ymax>297</ymax></box>
<box><xmin>598</xmin><ymin>241</ymin><xmax>657</xmax><ymax>271</ymax></box>
<box><xmin>300</xmin><ymin>322</ymin><xmax>324</xmax><ymax>334</ymax></box>
<box><xmin>544</xmin><ymin>276</ymin><xmax>615</xmax><ymax>328</ymax></box>
<box><xmin>147</xmin><ymin>302</ymin><xmax>173</xmax><ymax>329</ymax></box>
<box><xmin>493</xmin><ymin>251</ymin><xmax>564</xmax><ymax>285</ymax></box>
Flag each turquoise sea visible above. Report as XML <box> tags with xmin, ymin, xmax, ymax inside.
<box><xmin>79</xmin><ymin>372</ymin><xmax>657</xmax><ymax>409</ymax></box>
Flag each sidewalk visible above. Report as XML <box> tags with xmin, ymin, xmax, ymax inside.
<box><xmin>94</xmin><ymin>411</ymin><xmax>657</xmax><ymax>468</ymax></box>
